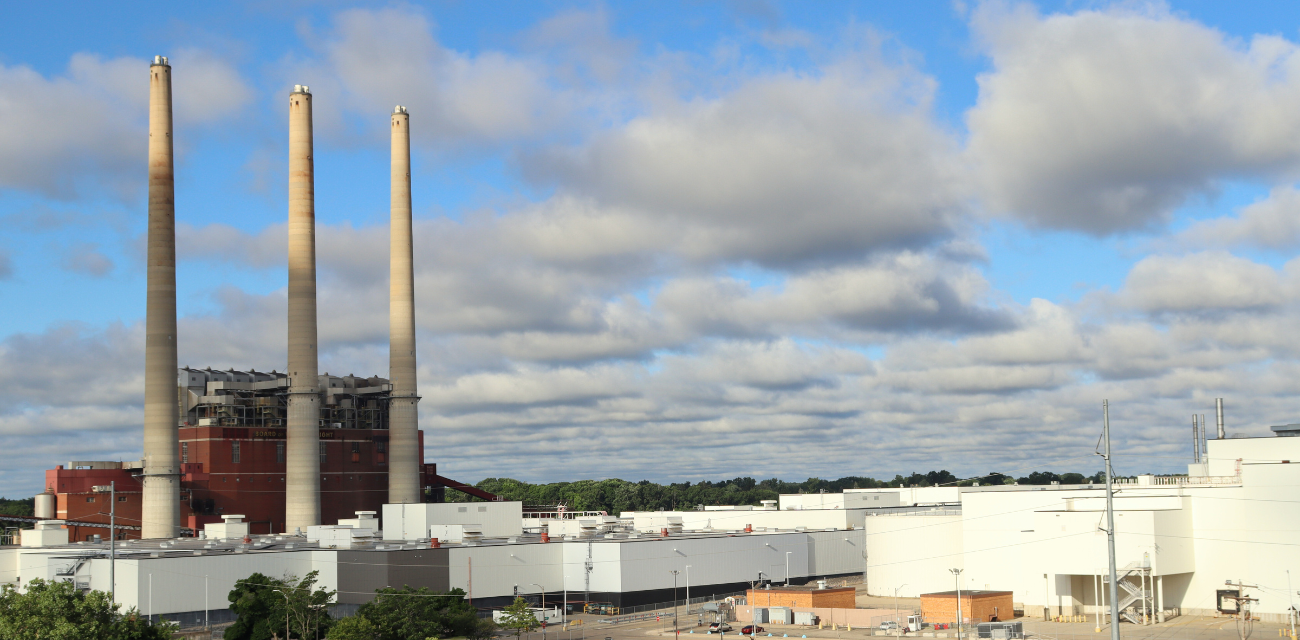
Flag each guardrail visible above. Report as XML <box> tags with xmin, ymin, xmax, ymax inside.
<box><xmin>600</xmin><ymin>611</ymin><xmax>678</xmax><ymax>625</ymax></box>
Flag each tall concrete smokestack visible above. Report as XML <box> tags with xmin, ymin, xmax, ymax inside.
<box><xmin>285</xmin><ymin>84</ymin><xmax>321</xmax><ymax>532</ymax></box>
<box><xmin>142</xmin><ymin>55</ymin><xmax>180</xmax><ymax>539</ymax></box>
<box><xmin>388</xmin><ymin>105</ymin><xmax>420</xmax><ymax>504</ymax></box>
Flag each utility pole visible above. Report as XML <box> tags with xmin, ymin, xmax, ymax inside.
<box><xmin>950</xmin><ymin>569</ymin><xmax>963</xmax><ymax>640</ymax></box>
<box><xmin>1103</xmin><ymin>400</ymin><xmax>1120</xmax><ymax>640</ymax></box>
<box><xmin>109</xmin><ymin>481</ymin><xmax>115</xmax><ymax>604</ymax></box>
<box><xmin>1287</xmin><ymin>570</ymin><xmax>1295</xmax><ymax>640</ymax></box>
<box><xmin>1224</xmin><ymin>580</ymin><xmax>1258</xmax><ymax>640</ymax></box>
<box><xmin>894</xmin><ymin>584</ymin><xmax>908</xmax><ymax>637</ymax></box>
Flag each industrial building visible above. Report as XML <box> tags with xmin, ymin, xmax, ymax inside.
<box><xmin>0</xmin><ymin>503</ymin><xmax>865</xmax><ymax>627</ymax></box>
<box><xmin>861</xmin><ymin>433</ymin><xmax>1300</xmax><ymax>624</ymax></box>
<box><xmin>6</xmin><ymin>430</ymin><xmax>1300</xmax><ymax>627</ymax></box>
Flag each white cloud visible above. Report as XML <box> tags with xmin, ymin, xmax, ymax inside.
<box><xmin>289</xmin><ymin>7</ymin><xmax>565</xmax><ymax>146</ymax></box>
<box><xmin>1175</xmin><ymin>186</ymin><xmax>1300</xmax><ymax>251</ymax></box>
<box><xmin>967</xmin><ymin>3</ymin><xmax>1300</xmax><ymax>233</ymax></box>
<box><xmin>1121</xmin><ymin>251</ymin><xmax>1286</xmax><ymax>314</ymax></box>
<box><xmin>0</xmin><ymin>51</ymin><xmax>251</xmax><ymax>200</ymax></box>
<box><xmin>526</xmin><ymin>57</ymin><xmax>966</xmax><ymax>266</ymax></box>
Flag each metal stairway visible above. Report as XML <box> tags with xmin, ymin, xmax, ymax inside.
<box><xmin>1104</xmin><ymin>562</ymin><xmax>1152</xmax><ymax>624</ymax></box>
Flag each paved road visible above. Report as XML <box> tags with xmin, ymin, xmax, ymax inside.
<box><xmin>520</xmin><ymin>614</ymin><xmax>1294</xmax><ymax>640</ymax></box>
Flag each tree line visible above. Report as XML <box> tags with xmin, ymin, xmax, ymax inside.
<box><xmin>444</xmin><ymin>470</ymin><xmax>1112</xmax><ymax>513</ymax></box>
<box><xmin>0</xmin><ymin>496</ymin><xmax>34</xmax><ymax>517</ymax></box>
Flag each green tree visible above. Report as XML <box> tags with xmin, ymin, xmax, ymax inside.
<box><xmin>283</xmin><ymin>571</ymin><xmax>336</xmax><ymax>640</ymax></box>
<box><xmin>353</xmin><ymin>586</ymin><xmax>476</xmax><ymax>640</ymax></box>
<box><xmin>0</xmin><ymin>578</ymin><xmax>175</xmax><ymax>640</ymax></box>
<box><xmin>226</xmin><ymin>572</ymin><xmax>287</xmax><ymax>640</ymax></box>
<box><xmin>227</xmin><ymin>571</ymin><xmax>334</xmax><ymax>640</ymax></box>
<box><xmin>326</xmin><ymin>615</ymin><xmax>379</xmax><ymax>640</ymax></box>
<box><xmin>0</xmin><ymin>496</ymin><xmax>34</xmax><ymax>516</ymax></box>
<box><xmin>498</xmin><ymin>596</ymin><xmax>539</xmax><ymax>639</ymax></box>
<box><xmin>467</xmin><ymin>617</ymin><xmax>500</xmax><ymax>640</ymax></box>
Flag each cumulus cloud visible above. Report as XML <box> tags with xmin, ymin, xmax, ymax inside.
<box><xmin>1121</xmin><ymin>251</ymin><xmax>1286</xmax><ymax>314</ymax></box>
<box><xmin>658</xmin><ymin>254</ymin><xmax>1012</xmax><ymax>337</ymax></box>
<box><xmin>1175</xmin><ymin>186</ymin><xmax>1300</xmax><ymax>251</ymax></box>
<box><xmin>0</xmin><ymin>51</ymin><xmax>251</xmax><ymax>200</ymax></box>
<box><xmin>525</xmin><ymin>57</ymin><xmax>966</xmax><ymax>266</ymax></box>
<box><xmin>967</xmin><ymin>3</ymin><xmax>1300</xmax><ymax>233</ymax></box>
<box><xmin>290</xmin><ymin>6</ymin><xmax>565</xmax><ymax>146</ymax></box>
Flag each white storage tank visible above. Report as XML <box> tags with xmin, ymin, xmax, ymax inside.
<box><xmin>34</xmin><ymin>493</ymin><xmax>55</xmax><ymax>519</ymax></box>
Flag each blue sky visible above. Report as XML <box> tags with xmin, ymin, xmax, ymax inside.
<box><xmin>3</xmin><ymin>1</ymin><xmax>1300</xmax><ymax>497</ymax></box>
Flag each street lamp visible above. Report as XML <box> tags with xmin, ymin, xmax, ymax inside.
<box><xmin>785</xmin><ymin>552</ymin><xmax>791</xmax><ymax>585</ymax></box>
<box><xmin>273</xmin><ymin>589</ymin><xmax>291</xmax><ymax>640</ymax></box>
<box><xmin>893</xmin><ymin>584</ymin><xmax>908</xmax><ymax>637</ymax></box>
<box><xmin>670</xmin><ymin>570</ymin><xmax>681</xmax><ymax>637</ymax></box>
<box><xmin>950</xmin><ymin>569</ymin><xmax>964</xmax><ymax>640</ymax></box>
<box><xmin>532</xmin><ymin>583</ymin><xmax>546</xmax><ymax>639</ymax></box>
<box><xmin>686</xmin><ymin>565</ymin><xmax>692</xmax><ymax>618</ymax></box>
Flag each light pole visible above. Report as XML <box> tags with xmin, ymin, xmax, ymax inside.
<box><xmin>785</xmin><ymin>552</ymin><xmax>791</xmax><ymax>585</ymax></box>
<box><xmin>893</xmin><ymin>584</ymin><xmax>908</xmax><ymax>637</ymax></box>
<box><xmin>686</xmin><ymin>565</ymin><xmax>692</xmax><ymax>617</ymax></box>
<box><xmin>563</xmin><ymin>575</ymin><xmax>569</xmax><ymax>628</ymax></box>
<box><xmin>670</xmin><ymin>570</ymin><xmax>681</xmax><ymax>637</ymax></box>
<box><xmin>532</xmin><ymin>582</ymin><xmax>546</xmax><ymax>639</ymax></box>
<box><xmin>274</xmin><ymin>589</ymin><xmax>291</xmax><ymax>640</ymax></box>
<box><xmin>205</xmin><ymin>575</ymin><xmax>209</xmax><ymax>630</ymax></box>
<box><xmin>950</xmin><ymin>569</ymin><xmax>963</xmax><ymax>640</ymax></box>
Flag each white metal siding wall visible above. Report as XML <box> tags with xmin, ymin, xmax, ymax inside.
<box><xmin>806</xmin><ymin>529</ymin><xmax>865</xmax><ymax>577</ymax></box>
<box><xmin>98</xmin><ymin>552</ymin><xmax>317</xmax><ymax>617</ymax></box>
<box><xmin>448</xmin><ymin>543</ymin><xmax>564</xmax><ymax>600</ymax></box>
<box><xmin>562</xmin><ymin>540</ymin><xmax>623</xmax><ymax>594</ymax></box>
<box><xmin>616</xmin><ymin>533</ymin><xmax>810</xmax><ymax>593</ymax></box>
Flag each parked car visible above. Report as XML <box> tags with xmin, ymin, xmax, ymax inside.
<box><xmin>709</xmin><ymin>623</ymin><xmax>734</xmax><ymax>633</ymax></box>
<box><xmin>879</xmin><ymin>621</ymin><xmax>899</xmax><ymax>631</ymax></box>
<box><xmin>741</xmin><ymin>625</ymin><xmax>765</xmax><ymax>635</ymax></box>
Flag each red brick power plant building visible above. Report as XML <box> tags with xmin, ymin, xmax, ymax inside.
<box><xmin>31</xmin><ymin>63</ymin><xmax>491</xmax><ymax>540</ymax></box>
<box><xmin>37</xmin><ymin>368</ymin><xmax>493</xmax><ymax>540</ymax></box>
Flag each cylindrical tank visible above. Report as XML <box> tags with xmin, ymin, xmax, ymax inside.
<box><xmin>34</xmin><ymin>493</ymin><xmax>55</xmax><ymax>519</ymax></box>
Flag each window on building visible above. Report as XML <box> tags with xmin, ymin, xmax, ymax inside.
<box><xmin>118</xmin><ymin>495</ymin><xmax>127</xmax><ymax>502</ymax></box>
<box><xmin>181</xmin><ymin>442</ymin><xmax>188</xmax><ymax>464</ymax></box>
<box><xmin>85</xmin><ymin>496</ymin><xmax>95</xmax><ymax>503</ymax></box>
<box><xmin>276</xmin><ymin>442</ymin><xmax>285</xmax><ymax>464</ymax></box>
<box><xmin>232</xmin><ymin>441</ymin><xmax>241</xmax><ymax>464</ymax></box>
<box><xmin>376</xmin><ymin>440</ymin><xmax>387</xmax><ymax>453</ymax></box>
<box><xmin>320</xmin><ymin>442</ymin><xmax>327</xmax><ymax>463</ymax></box>
<box><xmin>351</xmin><ymin>442</ymin><xmax>360</xmax><ymax>463</ymax></box>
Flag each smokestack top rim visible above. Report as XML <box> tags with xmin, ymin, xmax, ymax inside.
<box><xmin>151</xmin><ymin>55</ymin><xmax>170</xmax><ymax>67</ymax></box>
<box><xmin>292</xmin><ymin>84</ymin><xmax>312</xmax><ymax>95</ymax></box>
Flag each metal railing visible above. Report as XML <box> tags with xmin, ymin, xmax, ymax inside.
<box><xmin>612</xmin><ymin>590</ymin><xmax>747</xmax><ymax>617</ymax></box>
